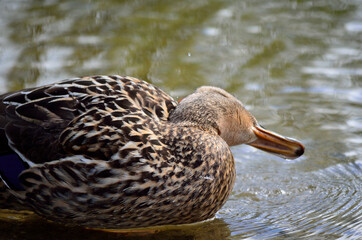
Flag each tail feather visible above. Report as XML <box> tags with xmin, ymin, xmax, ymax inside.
<box><xmin>0</xmin><ymin>181</ymin><xmax>28</xmax><ymax>210</ymax></box>
<box><xmin>0</xmin><ymin>92</ymin><xmax>13</xmax><ymax>156</ymax></box>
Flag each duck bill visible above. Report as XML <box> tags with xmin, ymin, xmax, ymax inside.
<box><xmin>247</xmin><ymin>125</ymin><xmax>305</xmax><ymax>159</ymax></box>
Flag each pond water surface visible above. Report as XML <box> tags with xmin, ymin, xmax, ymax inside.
<box><xmin>0</xmin><ymin>0</ymin><xmax>361</xmax><ymax>239</ymax></box>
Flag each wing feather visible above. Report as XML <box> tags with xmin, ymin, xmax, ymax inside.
<box><xmin>1</xmin><ymin>75</ymin><xmax>177</xmax><ymax>165</ymax></box>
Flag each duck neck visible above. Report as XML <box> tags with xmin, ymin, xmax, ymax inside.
<box><xmin>168</xmin><ymin>109</ymin><xmax>220</xmax><ymax>136</ymax></box>
<box><xmin>170</xmin><ymin>119</ymin><xmax>220</xmax><ymax>136</ymax></box>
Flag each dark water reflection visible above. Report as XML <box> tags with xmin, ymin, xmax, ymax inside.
<box><xmin>0</xmin><ymin>210</ymin><xmax>230</xmax><ymax>240</ymax></box>
<box><xmin>0</xmin><ymin>0</ymin><xmax>361</xmax><ymax>239</ymax></box>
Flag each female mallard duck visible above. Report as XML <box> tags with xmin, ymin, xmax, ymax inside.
<box><xmin>0</xmin><ymin>75</ymin><xmax>304</xmax><ymax>229</ymax></box>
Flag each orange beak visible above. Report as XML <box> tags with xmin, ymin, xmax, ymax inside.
<box><xmin>247</xmin><ymin>125</ymin><xmax>305</xmax><ymax>159</ymax></box>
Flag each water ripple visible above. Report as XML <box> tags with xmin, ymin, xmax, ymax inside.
<box><xmin>222</xmin><ymin>161</ymin><xmax>362</xmax><ymax>239</ymax></box>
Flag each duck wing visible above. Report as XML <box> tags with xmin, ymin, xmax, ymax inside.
<box><xmin>0</xmin><ymin>75</ymin><xmax>177</xmax><ymax>189</ymax></box>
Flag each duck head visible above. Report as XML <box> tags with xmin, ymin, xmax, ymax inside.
<box><xmin>169</xmin><ymin>86</ymin><xmax>304</xmax><ymax>159</ymax></box>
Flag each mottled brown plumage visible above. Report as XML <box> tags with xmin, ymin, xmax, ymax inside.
<box><xmin>0</xmin><ymin>75</ymin><xmax>304</xmax><ymax>229</ymax></box>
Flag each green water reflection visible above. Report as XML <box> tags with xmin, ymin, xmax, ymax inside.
<box><xmin>0</xmin><ymin>0</ymin><xmax>361</xmax><ymax>239</ymax></box>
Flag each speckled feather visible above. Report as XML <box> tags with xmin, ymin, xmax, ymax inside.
<box><xmin>0</xmin><ymin>75</ymin><xmax>235</xmax><ymax>228</ymax></box>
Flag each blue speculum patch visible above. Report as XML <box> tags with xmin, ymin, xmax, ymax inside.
<box><xmin>0</xmin><ymin>153</ymin><xmax>26</xmax><ymax>190</ymax></box>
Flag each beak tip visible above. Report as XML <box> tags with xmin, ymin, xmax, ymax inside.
<box><xmin>295</xmin><ymin>146</ymin><xmax>304</xmax><ymax>157</ymax></box>
<box><xmin>291</xmin><ymin>142</ymin><xmax>305</xmax><ymax>159</ymax></box>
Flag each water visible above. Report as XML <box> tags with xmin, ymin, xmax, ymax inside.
<box><xmin>0</xmin><ymin>0</ymin><xmax>361</xmax><ymax>239</ymax></box>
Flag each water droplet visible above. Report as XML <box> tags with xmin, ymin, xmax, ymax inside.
<box><xmin>202</xmin><ymin>27</ymin><xmax>220</xmax><ymax>36</ymax></box>
<box><xmin>345</xmin><ymin>22</ymin><xmax>362</xmax><ymax>32</ymax></box>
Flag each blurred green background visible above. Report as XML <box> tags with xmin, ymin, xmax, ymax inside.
<box><xmin>0</xmin><ymin>0</ymin><xmax>361</xmax><ymax>239</ymax></box>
